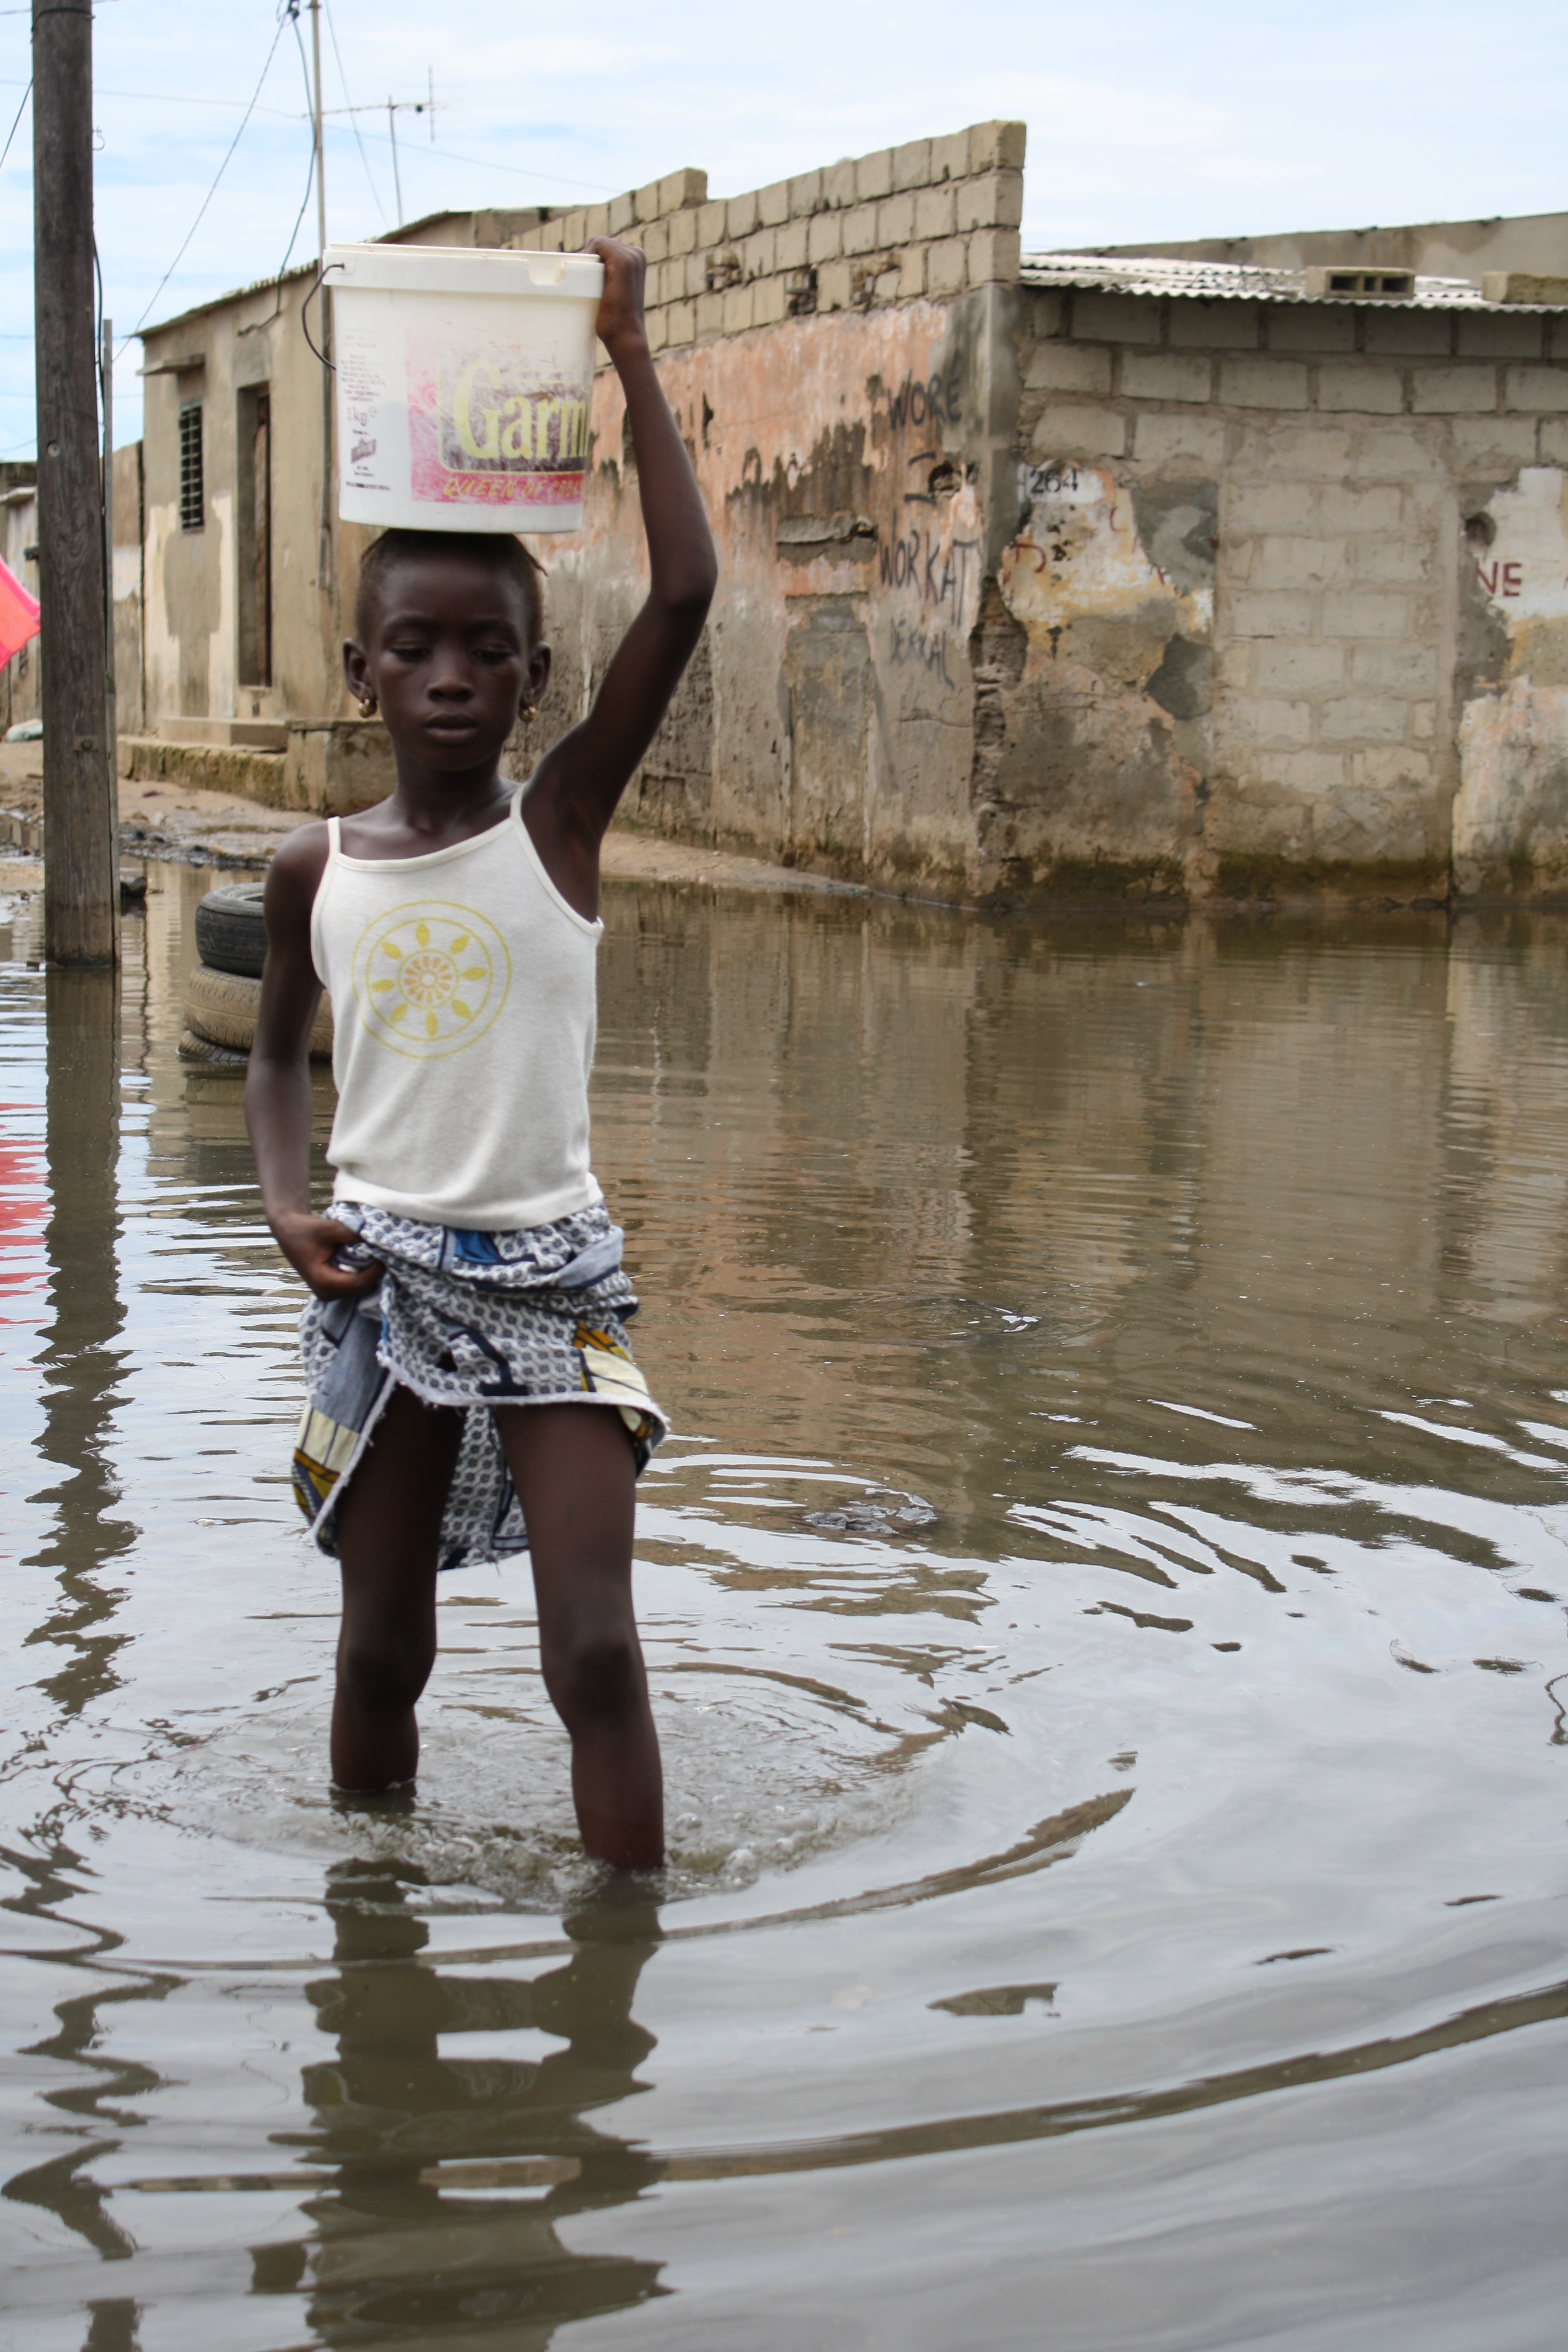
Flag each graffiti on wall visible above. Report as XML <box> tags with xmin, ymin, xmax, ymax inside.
<box><xmin>1454</xmin><ymin>468</ymin><xmax>1568</xmax><ymax>893</ymax></box>
<box><xmin>872</xmin><ymin>362</ymin><xmax>984</xmax><ymax>712</ymax></box>
<box><xmin>883</xmin><ymin>370</ymin><xmax>964</xmax><ymax>432</ymax></box>
<box><xmin>1468</xmin><ymin>468</ymin><xmax>1568</xmax><ymax>626</ymax></box>
<box><xmin>877</xmin><ymin>489</ymin><xmax>983</xmax><ymax>707</ymax></box>
<box><xmin>878</xmin><ymin>523</ymin><xmax>981</xmax><ymax>614</ymax></box>
<box><xmin>998</xmin><ymin>463</ymin><xmax>1214</xmax><ymax>646</ymax></box>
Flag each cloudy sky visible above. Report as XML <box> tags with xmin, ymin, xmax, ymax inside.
<box><xmin>0</xmin><ymin>0</ymin><xmax>1561</xmax><ymax>460</ymax></box>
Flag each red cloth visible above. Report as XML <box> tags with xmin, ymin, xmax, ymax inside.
<box><xmin>0</xmin><ymin>552</ymin><xmax>40</xmax><ymax>668</ymax></box>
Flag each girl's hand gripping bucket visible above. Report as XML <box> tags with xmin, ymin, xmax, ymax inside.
<box><xmin>324</xmin><ymin>243</ymin><xmax>605</xmax><ymax>534</ymax></box>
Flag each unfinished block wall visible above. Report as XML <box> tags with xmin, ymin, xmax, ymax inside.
<box><xmin>493</xmin><ymin>121</ymin><xmax>1568</xmax><ymax>906</ymax></box>
<box><xmin>507</xmin><ymin>123</ymin><xmax>1026</xmax><ymax>344</ymax></box>
<box><xmin>999</xmin><ymin>287</ymin><xmax>1568</xmax><ymax>899</ymax></box>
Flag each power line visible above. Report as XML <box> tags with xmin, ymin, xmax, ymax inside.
<box><xmin>0</xmin><ymin>71</ymin><xmax>618</xmax><ymax>194</ymax></box>
<box><xmin>0</xmin><ymin>73</ymin><xmax>298</xmax><ymax>119</ymax></box>
<box><xmin>320</xmin><ymin>0</ymin><xmax>386</xmax><ymax>227</ymax></box>
<box><xmin>130</xmin><ymin>7</ymin><xmax>292</xmax><ymax>337</ymax></box>
<box><xmin>231</xmin><ymin>6</ymin><xmax>319</xmax><ymax>342</ymax></box>
<box><xmin>392</xmin><ymin>132</ymin><xmax>614</xmax><ymax>195</ymax></box>
<box><xmin>276</xmin><ymin>0</ymin><xmax>318</xmax><ymax>272</ymax></box>
<box><xmin>0</xmin><ymin>76</ymin><xmax>28</xmax><ymax>169</ymax></box>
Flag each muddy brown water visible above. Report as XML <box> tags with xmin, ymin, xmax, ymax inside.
<box><xmin>1</xmin><ymin>863</ymin><xmax>1567</xmax><ymax>2349</ymax></box>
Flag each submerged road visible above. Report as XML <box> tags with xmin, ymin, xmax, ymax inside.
<box><xmin>0</xmin><ymin>868</ymin><xmax>1565</xmax><ymax>2348</ymax></box>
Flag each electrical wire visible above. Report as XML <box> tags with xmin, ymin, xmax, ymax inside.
<box><xmin>0</xmin><ymin>74</ymin><xmax>298</xmax><ymax>117</ymax></box>
<box><xmin>93</xmin><ymin>232</ymin><xmax>102</xmax><ymax>411</ymax></box>
<box><xmin>321</xmin><ymin>0</ymin><xmax>387</xmax><ymax>227</ymax></box>
<box><xmin>0</xmin><ymin>76</ymin><xmax>28</xmax><ymax>170</ymax></box>
<box><xmin>235</xmin><ymin>27</ymin><xmax>319</xmax><ymax>344</ymax></box>
<box><xmin>360</xmin><ymin>127</ymin><xmax>615</xmax><ymax>195</ymax></box>
<box><xmin>274</xmin><ymin>4</ymin><xmax>319</xmax><ymax>275</ymax></box>
<box><xmin>129</xmin><ymin>5</ymin><xmax>292</xmax><ymax>337</ymax></box>
<box><xmin>273</xmin><ymin>0</ymin><xmax>318</xmax><ymax>275</ymax></box>
<box><xmin>0</xmin><ymin>74</ymin><xmax>618</xmax><ymax>195</ymax></box>
<box><xmin>0</xmin><ymin>76</ymin><xmax>616</xmax><ymax>202</ymax></box>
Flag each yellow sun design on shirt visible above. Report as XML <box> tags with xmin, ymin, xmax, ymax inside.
<box><xmin>349</xmin><ymin>901</ymin><xmax>511</xmax><ymax>1057</ymax></box>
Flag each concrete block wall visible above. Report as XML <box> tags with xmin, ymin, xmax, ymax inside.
<box><xmin>1004</xmin><ymin>287</ymin><xmax>1568</xmax><ymax>899</ymax></box>
<box><xmin>135</xmin><ymin>106</ymin><xmax>1568</xmax><ymax>905</ymax></box>
<box><xmin>508</xmin><ymin>122</ymin><xmax>1027</xmax><ymax>347</ymax></box>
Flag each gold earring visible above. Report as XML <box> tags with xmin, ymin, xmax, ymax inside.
<box><xmin>357</xmin><ymin>694</ymin><xmax>377</xmax><ymax>717</ymax></box>
<box><xmin>520</xmin><ymin>701</ymin><xmax>538</xmax><ymax>722</ymax></box>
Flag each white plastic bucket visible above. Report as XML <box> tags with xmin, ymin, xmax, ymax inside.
<box><xmin>325</xmin><ymin>242</ymin><xmax>604</xmax><ymax>534</ymax></box>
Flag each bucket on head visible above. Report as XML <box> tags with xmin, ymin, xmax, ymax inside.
<box><xmin>324</xmin><ymin>241</ymin><xmax>604</xmax><ymax>535</ymax></box>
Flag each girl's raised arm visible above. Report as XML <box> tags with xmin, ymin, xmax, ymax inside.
<box><xmin>527</xmin><ymin>238</ymin><xmax>717</xmax><ymax>863</ymax></box>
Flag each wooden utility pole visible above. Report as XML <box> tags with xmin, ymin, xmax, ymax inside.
<box><xmin>101</xmin><ymin>316</ymin><xmax>117</xmax><ymax>887</ymax></box>
<box><xmin>33</xmin><ymin>0</ymin><xmax>117</xmax><ymax>965</ymax></box>
<box><xmin>309</xmin><ymin>0</ymin><xmax>333</xmax><ymax>597</ymax></box>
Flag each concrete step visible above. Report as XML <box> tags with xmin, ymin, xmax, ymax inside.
<box><xmin>119</xmin><ymin>721</ymin><xmax>394</xmax><ymax>815</ymax></box>
<box><xmin>155</xmin><ymin>717</ymin><xmax>289</xmax><ymax>751</ymax></box>
<box><xmin>119</xmin><ymin>734</ymin><xmax>286</xmax><ymax>800</ymax></box>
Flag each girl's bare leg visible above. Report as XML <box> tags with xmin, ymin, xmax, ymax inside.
<box><xmin>495</xmin><ymin>1403</ymin><xmax>664</xmax><ymax>1870</ymax></box>
<box><xmin>330</xmin><ymin>1384</ymin><xmax>463</xmax><ymax>1790</ymax></box>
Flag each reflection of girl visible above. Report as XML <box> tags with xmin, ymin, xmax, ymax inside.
<box><xmin>295</xmin><ymin>1861</ymin><xmax>664</xmax><ymax>2337</ymax></box>
<box><xmin>246</xmin><ymin>238</ymin><xmax>716</xmax><ymax>1868</ymax></box>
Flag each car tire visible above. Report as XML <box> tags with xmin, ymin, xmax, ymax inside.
<box><xmin>194</xmin><ymin>883</ymin><xmax>269</xmax><ymax>979</ymax></box>
<box><xmin>184</xmin><ymin>962</ymin><xmax>333</xmax><ymax>1060</ymax></box>
<box><xmin>177</xmin><ymin>1026</ymin><xmax>249</xmax><ymax>1070</ymax></box>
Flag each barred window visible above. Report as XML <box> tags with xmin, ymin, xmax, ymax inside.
<box><xmin>178</xmin><ymin>402</ymin><xmax>204</xmax><ymax>532</ymax></box>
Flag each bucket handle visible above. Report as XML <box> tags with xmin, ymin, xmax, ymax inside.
<box><xmin>302</xmin><ymin>260</ymin><xmax>346</xmax><ymax>371</ymax></box>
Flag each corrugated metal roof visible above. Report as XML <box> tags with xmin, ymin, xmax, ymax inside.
<box><xmin>1019</xmin><ymin>253</ymin><xmax>1567</xmax><ymax>313</ymax></box>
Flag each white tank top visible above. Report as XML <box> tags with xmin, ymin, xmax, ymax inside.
<box><xmin>310</xmin><ymin>786</ymin><xmax>604</xmax><ymax>1230</ymax></box>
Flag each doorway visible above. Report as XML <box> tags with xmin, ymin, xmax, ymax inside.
<box><xmin>237</xmin><ymin>385</ymin><xmax>271</xmax><ymax>688</ymax></box>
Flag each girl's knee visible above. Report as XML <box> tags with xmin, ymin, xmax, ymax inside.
<box><xmin>542</xmin><ymin>1619</ymin><xmax>643</xmax><ymax>1731</ymax></box>
<box><xmin>338</xmin><ymin>1617</ymin><xmax>434</xmax><ymax>1717</ymax></box>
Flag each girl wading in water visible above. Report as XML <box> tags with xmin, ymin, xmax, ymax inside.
<box><xmin>246</xmin><ymin>240</ymin><xmax>715</xmax><ymax>1870</ymax></box>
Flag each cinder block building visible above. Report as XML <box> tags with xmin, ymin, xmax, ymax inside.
<box><xmin>132</xmin><ymin>127</ymin><xmax>1568</xmax><ymax>905</ymax></box>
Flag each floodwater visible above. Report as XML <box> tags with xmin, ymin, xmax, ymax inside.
<box><xmin>1</xmin><ymin>864</ymin><xmax>1567</xmax><ymax>2352</ymax></box>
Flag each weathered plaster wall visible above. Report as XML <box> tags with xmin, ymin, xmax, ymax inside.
<box><xmin>0</xmin><ymin>483</ymin><xmax>39</xmax><ymax>731</ymax></box>
<box><xmin>111</xmin><ymin>441</ymin><xmax>144</xmax><ymax>734</ymax></box>
<box><xmin>137</xmin><ymin>119</ymin><xmax>1024</xmax><ymax>766</ymax></box>
<box><xmin>989</xmin><ymin>461</ymin><xmax>1212</xmax><ymax>896</ymax></box>
<box><xmin>133</xmin><ymin>114</ymin><xmax>1568</xmax><ymax>905</ymax></box>
<box><xmin>528</xmin><ymin>278</ymin><xmax>1568</xmax><ymax>905</ymax></box>
<box><xmin>1452</xmin><ymin>467</ymin><xmax>1568</xmax><ymax>894</ymax></box>
<box><xmin>997</xmin><ymin>286</ymin><xmax>1568</xmax><ymax>902</ymax></box>
<box><xmin>2</xmin><ymin>456</ymin><xmax>139</xmax><ymax>738</ymax></box>
<box><xmin>521</xmin><ymin>290</ymin><xmax>1015</xmax><ymax>893</ymax></box>
<box><xmin>142</xmin><ymin>268</ymin><xmax>372</xmax><ymax>735</ymax></box>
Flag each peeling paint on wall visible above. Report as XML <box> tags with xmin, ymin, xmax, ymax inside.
<box><xmin>1469</xmin><ymin>468</ymin><xmax>1568</xmax><ymax>630</ymax></box>
<box><xmin>977</xmin><ymin>460</ymin><xmax>1213</xmax><ymax>896</ymax></box>
<box><xmin>1454</xmin><ymin>469</ymin><xmax>1568</xmax><ymax>896</ymax></box>
<box><xmin>1001</xmin><ymin>463</ymin><xmax>1212</xmax><ymax>639</ymax></box>
<box><xmin>131</xmin><ymin>167</ymin><xmax>1568</xmax><ymax>906</ymax></box>
<box><xmin>520</xmin><ymin>293</ymin><xmax>1014</xmax><ymax>892</ymax></box>
<box><xmin>207</xmin><ymin>489</ymin><xmax>236</xmax><ymax>723</ymax></box>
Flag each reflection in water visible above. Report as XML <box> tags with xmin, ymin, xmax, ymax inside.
<box><xmin>2</xmin><ymin>972</ymin><xmax>145</xmax><ymax>2304</ymax></box>
<box><xmin>30</xmin><ymin>969</ymin><xmax>132</xmax><ymax>1711</ymax></box>
<box><xmin>286</xmin><ymin>1864</ymin><xmax>664</xmax><ymax>2345</ymax></box>
<box><xmin>0</xmin><ymin>874</ymin><xmax>1567</xmax><ymax>2350</ymax></box>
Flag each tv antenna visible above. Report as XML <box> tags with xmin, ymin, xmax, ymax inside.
<box><xmin>320</xmin><ymin>70</ymin><xmax>440</xmax><ymax>227</ymax></box>
<box><xmin>386</xmin><ymin>72</ymin><xmax>437</xmax><ymax>226</ymax></box>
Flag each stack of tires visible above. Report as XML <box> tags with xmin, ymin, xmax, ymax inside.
<box><xmin>181</xmin><ymin>883</ymin><xmax>333</xmax><ymax>1068</ymax></box>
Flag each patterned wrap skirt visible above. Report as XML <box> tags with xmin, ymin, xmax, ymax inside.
<box><xmin>292</xmin><ymin>1200</ymin><xmax>667</xmax><ymax>1573</ymax></box>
